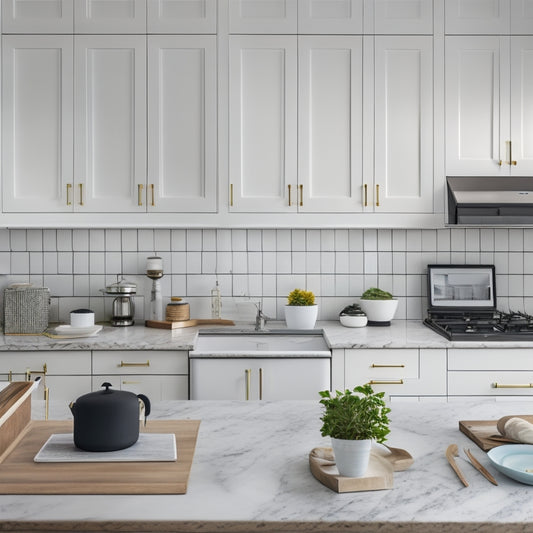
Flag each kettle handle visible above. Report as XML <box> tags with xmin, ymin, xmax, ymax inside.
<box><xmin>137</xmin><ymin>394</ymin><xmax>151</xmax><ymax>419</ymax></box>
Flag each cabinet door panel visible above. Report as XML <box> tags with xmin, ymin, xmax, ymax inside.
<box><xmin>93</xmin><ymin>375</ymin><xmax>188</xmax><ymax>400</ymax></box>
<box><xmin>298</xmin><ymin>36</ymin><xmax>363</xmax><ymax>213</ymax></box>
<box><xmin>374</xmin><ymin>36</ymin><xmax>433</xmax><ymax>213</ymax></box>
<box><xmin>2</xmin><ymin>0</ymin><xmax>74</xmax><ymax>33</ymax></box>
<box><xmin>75</xmin><ymin>35</ymin><xmax>146</xmax><ymax>212</ymax></box>
<box><xmin>374</xmin><ymin>0</ymin><xmax>433</xmax><ymax>34</ymax></box>
<box><xmin>511</xmin><ymin>0</ymin><xmax>533</xmax><ymax>34</ymax></box>
<box><xmin>75</xmin><ymin>0</ymin><xmax>146</xmax><ymax>33</ymax></box>
<box><xmin>510</xmin><ymin>37</ymin><xmax>533</xmax><ymax>176</ymax></box>
<box><xmin>229</xmin><ymin>0</ymin><xmax>297</xmax><ymax>34</ymax></box>
<box><xmin>445</xmin><ymin>36</ymin><xmax>509</xmax><ymax>176</ymax></box>
<box><xmin>229</xmin><ymin>36</ymin><xmax>297</xmax><ymax>212</ymax></box>
<box><xmin>148</xmin><ymin>36</ymin><xmax>217</xmax><ymax>212</ymax></box>
<box><xmin>2</xmin><ymin>36</ymin><xmax>73</xmax><ymax>213</ymax></box>
<box><xmin>445</xmin><ymin>0</ymin><xmax>510</xmax><ymax>34</ymax></box>
<box><xmin>298</xmin><ymin>0</ymin><xmax>363</xmax><ymax>34</ymax></box>
<box><xmin>147</xmin><ymin>0</ymin><xmax>217</xmax><ymax>33</ymax></box>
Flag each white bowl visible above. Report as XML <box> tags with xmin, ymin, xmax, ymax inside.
<box><xmin>339</xmin><ymin>314</ymin><xmax>367</xmax><ymax>328</ymax></box>
<box><xmin>358</xmin><ymin>299</ymin><xmax>398</xmax><ymax>324</ymax></box>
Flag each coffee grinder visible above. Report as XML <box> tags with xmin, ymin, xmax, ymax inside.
<box><xmin>146</xmin><ymin>256</ymin><xmax>163</xmax><ymax>321</ymax></box>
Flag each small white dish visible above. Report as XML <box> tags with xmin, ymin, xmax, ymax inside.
<box><xmin>54</xmin><ymin>325</ymin><xmax>103</xmax><ymax>337</ymax></box>
<box><xmin>487</xmin><ymin>444</ymin><xmax>533</xmax><ymax>485</ymax></box>
<box><xmin>339</xmin><ymin>315</ymin><xmax>367</xmax><ymax>328</ymax></box>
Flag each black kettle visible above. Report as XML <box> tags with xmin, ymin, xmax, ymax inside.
<box><xmin>69</xmin><ymin>382</ymin><xmax>151</xmax><ymax>452</ymax></box>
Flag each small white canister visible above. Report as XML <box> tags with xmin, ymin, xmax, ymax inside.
<box><xmin>70</xmin><ymin>309</ymin><xmax>95</xmax><ymax>328</ymax></box>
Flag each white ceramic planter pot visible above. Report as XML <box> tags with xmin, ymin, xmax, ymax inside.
<box><xmin>284</xmin><ymin>305</ymin><xmax>318</xmax><ymax>330</ymax></box>
<box><xmin>331</xmin><ymin>437</ymin><xmax>372</xmax><ymax>478</ymax></box>
<box><xmin>358</xmin><ymin>299</ymin><xmax>398</xmax><ymax>325</ymax></box>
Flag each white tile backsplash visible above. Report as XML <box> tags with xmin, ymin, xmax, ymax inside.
<box><xmin>2</xmin><ymin>228</ymin><xmax>533</xmax><ymax>323</ymax></box>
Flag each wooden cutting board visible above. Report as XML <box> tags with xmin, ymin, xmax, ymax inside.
<box><xmin>0</xmin><ymin>382</ymin><xmax>33</xmax><ymax>458</ymax></box>
<box><xmin>145</xmin><ymin>319</ymin><xmax>234</xmax><ymax>329</ymax></box>
<box><xmin>459</xmin><ymin>415</ymin><xmax>533</xmax><ymax>451</ymax></box>
<box><xmin>0</xmin><ymin>419</ymin><xmax>200</xmax><ymax>494</ymax></box>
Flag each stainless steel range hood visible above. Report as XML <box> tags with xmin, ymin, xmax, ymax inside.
<box><xmin>447</xmin><ymin>176</ymin><xmax>533</xmax><ymax>225</ymax></box>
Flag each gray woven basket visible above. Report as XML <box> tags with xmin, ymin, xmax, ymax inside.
<box><xmin>4</xmin><ymin>286</ymin><xmax>50</xmax><ymax>334</ymax></box>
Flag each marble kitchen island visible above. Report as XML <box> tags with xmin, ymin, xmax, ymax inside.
<box><xmin>1</xmin><ymin>399</ymin><xmax>533</xmax><ymax>532</ymax></box>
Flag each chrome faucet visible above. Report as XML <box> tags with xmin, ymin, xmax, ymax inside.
<box><xmin>255</xmin><ymin>301</ymin><xmax>270</xmax><ymax>331</ymax></box>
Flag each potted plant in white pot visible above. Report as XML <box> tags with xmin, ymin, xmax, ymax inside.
<box><xmin>319</xmin><ymin>384</ymin><xmax>391</xmax><ymax>478</ymax></box>
<box><xmin>284</xmin><ymin>288</ymin><xmax>318</xmax><ymax>329</ymax></box>
<box><xmin>359</xmin><ymin>287</ymin><xmax>398</xmax><ymax>326</ymax></box>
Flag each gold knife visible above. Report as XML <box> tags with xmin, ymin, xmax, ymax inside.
<box><xmin>463</xmin><ymin>448</ymin><xmax>498</xmax><ymax>486</ymax></box>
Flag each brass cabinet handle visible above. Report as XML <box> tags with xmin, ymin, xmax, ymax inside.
<box><xmin>79</xmin><ymin>183</ymin><xmax>84</xmax><ymax>206</ymax></box>
<box><xmin>44</xmin><ymin>386</ymin><xmax>49</xmax><ymax>421</ymax></box>
<box><xmin>122</xmin><ymin>381</ymin><xmax>141</xmax><ymax>385</ymax></box>
<box><xmin>25</xmin><ymin>363</ymin><xmax>47</xmax><ymax>381</ymax></box>
<box><xmin>119</xmin><ymin>360</ymin><xmax>150</xmax><ymax>367</ymax></box>
<box><xmin>299</xmin><ymin>184</ymin><xmax>303</xmax><ymax>207</ymax></box>
<box><xmin>368</xmin><ymin>379</ymin><xmax>404</xmax><ymax>385</ymax></box>
<box><xmin>259</xmin><ymin>367</ymin><xmax>263</xmax><ymax>400</ymax></box>
<box><xmin>245</xmin><ymin>369</ymin><xmax>251</xmax><ymax>400</ymax></box>
<box><xmin>230</xmin><ymin>183</ymin><xmax>234</xmax><ymax>207</ymax></box>
<box><xmin>364</xmin><ymin>184</ymin><xmax>368</xmax><ymax>207</ymax></box>
<box><xmin>493</xmin><ymin>382</ymin><xmax>533</xmax><ymax>388</ymax></box>
<box><xmin>7</xmin><ymin>370</ymin><xmax>13</xmax><ymax>382</ymax></box>
<box><xmin>376</xmin><ymin>184</ymin><xmax>380</xmax><ymax>207</ymax></box>
<box><xmin>288</xmin><ymin>184</ymin><xmax>292</xmax><ymax>206</ymax></box>
<box><xmin>66</xmin><ymin>183</ymin><xmax>72</xmax><ymax>205</ymax></box>
<box><xmin>150</xmin><ymin>184</ymin><xmax>155</xmax><ymax>206</ymax></box>
<box><xmin>371</xmin><ymin>364</ymin><xmax>405</xmax><ymax>368</ymax></box>
<box><xmin>506</xmin><ymin>140</ymin><xmax>518</xmax><ymax>166</ymax></box>
<box><xmin>138</xmin><ymin>184</ymin><xmax>144</xmax><ymax>206</ymax></box>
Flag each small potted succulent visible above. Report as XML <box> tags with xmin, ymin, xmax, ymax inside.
<box><xmin>339</xmin><ymin>303</ymin><xmax>367</xmax><ymax>328</ymax></box>
<box><xmin>284</xmin><ymin>288</ymin><xmax>318</xmax><ymax>330</ymax></box>
<box><xmin>319</xmin><ymin>384</ymin><xmax>391</xmax><ymax>478</ymax></box>
<box><xmin>359</xmin><ymin>287</ymin><xmax>398</xmax><ymax>326</ymax></box>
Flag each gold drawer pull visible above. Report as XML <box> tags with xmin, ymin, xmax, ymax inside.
<box><xmin>299</xmin><ymin>184</ymin><xmax>303</xmax><ymax>207</ymax></box>
<box><xmin>364</xmin><ymin>183</ymin><xmax>368</xmax><ymax>207</ymax></box>
<box><xmin>245</xmin><ymin>369</ymin><xmax>251</xmax><ymax>400</ymax></box>
<box><xmin>138</xmin><ymin>183</ymin><xmax>144</xmax><ymax>206</ymax></box>
<box><xmin>493</xmin><ymin>382</ymin><xmax>533</xmax><ymax>389</ymax></box>
<box><xmin>79</xmin><ymin>183</ymin><xmax>84</xmax><ymax>206</ymax></box>
<box><xmin>66</xmin><ymin>183</ymin><xmax>72</xmax><ymax>205</ymax></box>
<box><xmin>288</xmin><ymin>184</ymin><xmax>292</xmax><ymax>206</ymax></box>
<box><xmin>368</xmin><ymin>379</ymin><xmax>404</xmax><ymax>385</ymax></box>
<box><xmin>119</xmin><ymin>360</ymin><xmax>150</xmax><ymax>368</ymax></box>
<box><xmin>376</xmin><ymin>184</ymin><xmax>380</xmax><ymax>207</ymax></box>
<box><xmin>371</xmin><ymin>364</ymin><xmax>405</xmax><ymax>368</ymax></box>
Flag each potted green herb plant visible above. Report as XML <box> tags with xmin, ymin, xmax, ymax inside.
<box><xmin>319</xmin><ymin>384</ymin><xmax>391</xmax><ymax>478</ymax></box>
<box><xmin>284</xmin><ymin>288</ymin><xmax>318</xmax><ymax>329</ymax></box>
<box><xmin>359</xmin><ymin>287</ymin><xmax>398</xmax><ymax>326</ymax></box>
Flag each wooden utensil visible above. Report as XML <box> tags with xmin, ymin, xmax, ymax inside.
<box><xmin>446</xmin><ymin>443</ymin><xmax>468</xmax><ymax>487</ymax></box>
<box><xmin>463</xmin><ymin>447</ymin><xmax>498</xmax><ymax>486</ymax></box>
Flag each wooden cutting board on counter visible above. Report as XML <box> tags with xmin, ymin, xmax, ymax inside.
<box><xmin>0</xmin><ymin>419</ymin><xmax>200</xmax><ymax>494</ymax></box>
<box><xmin>145</xmin><ymin>318</ymin><xmax>234</xmax><ymax>329</ymax></box>
<box><xmin>459</xmin><ymin>415</ymin><xmax>533</xmax><ymax>451</ymax></box>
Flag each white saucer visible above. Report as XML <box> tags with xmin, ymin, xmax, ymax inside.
<box><xmin>53</xmin><ymin>325</ymin><xmax>103</xmax><ymax>337</ymax></box>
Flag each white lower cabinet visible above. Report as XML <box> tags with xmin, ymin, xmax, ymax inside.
<box><xmin>448</xmin><ymin>348</ymin><xmax>533</xmax><ymax>397</ymax></box>
<box><xmin>190</xmin><ymin>357</ymin><xmax>331</xmax><ymax>400</ymax></box>
<box><xmin>92</xmin><ymin>350</ymin><xmax>189</xmax><ymax>401</ymax></box>
<box><xmin>344</xmin><ymin>348</ymin><xmax>447</xmax><ymax>400</ymax></box>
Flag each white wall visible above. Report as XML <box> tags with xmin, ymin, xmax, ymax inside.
<box><xmin>0</xmin><ymin>227</ymin><xmax>524</xmax><ymax>324</ymax></box>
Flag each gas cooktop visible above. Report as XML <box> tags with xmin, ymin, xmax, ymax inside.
<box><xmin>423</xmin><ymin>264</ymin><xmax>533</xmax><ymax>341</ymax></box>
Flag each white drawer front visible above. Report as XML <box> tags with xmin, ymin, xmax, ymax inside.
<box><xmin>0</xmin><ymin>351</ymin><xmax>91</xmax><ymax>375</ymax></box>
<box><xmin>92</xmin><ymin>350</ymin><xmax>188</xmax><ymax>375</ymax></box>
<box><xmin>92</xmin><ymin>375</ymin><xmax>188</xmax><ymax>401</ymax></box>
<box><xmin>345</xmin><ymin>349</ymin><xmax>420</xmax><ymax>380</ymax></box>
<box><xmin>448</xmin><ymin>348</ymin><xmax>533</xmax><ymax>371</ymax></box>
<box><xmin>449</xmin><ymin>371</ymin><xmax>533</xmax><ymax>396</ymax></box>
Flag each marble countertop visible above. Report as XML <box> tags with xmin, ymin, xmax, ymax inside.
<box><xmin>3</xmin><ymin>398</ymin><xmax>533</xmax><ymax>532</ymax></box>
<box><xmin>2</xmin><ymin>320</ymin><xmax>533</xmax><ymax>353</ymax></box>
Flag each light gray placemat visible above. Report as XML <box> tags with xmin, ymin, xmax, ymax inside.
<box><xmin>34</xmin><ymin>433</ymin><xmax>177</xmax><ymax>463</ymax></box>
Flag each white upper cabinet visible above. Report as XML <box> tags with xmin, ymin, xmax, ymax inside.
<box><xmin>298</xmin><ymin>0</ymin><xmax>363</xmax><ymax>34</ymax></box>
<box><xmin>372</xmin><ymin>36</ymin><xmax>434</xmax><ymax>213</ymax></box>
<box><xmin>2</xmin><ymin>36</ymin><xmax>74</xmax><ymax>213</ymax></box>
<box><xmin>147</xmin><ymin>0</ymin><xmax>217</xmax><ymax>33</ymax></box>
<box><xmin>2</xmin><ymin>0</ymin><xmax>74</xmax><ymax>33</ymax></box>
<box><xmin>298</xmin><ymin>36</ymin><xmax>363</xmax><ymax>213</ymax></box>
<box><xmin>446</xmin><ymin>36</ymin><xmax>533</xmax><ymax>176</ymax></box>
<box><xmin>74</xmin><ymin>0</ymin><xmax>147</xmax><ymax>33</ymax></box>
<box><xmin>446</xmin><ymin>0</ymin><xmax>533</xmax><ymax>35</ymax></box>
<box><xmin>228</xmin><ymin>0</ymin><xmax>298</xmax><ymax>33</ymax></box>
<box><xmin>229</xmin><ymin>36</ymin><xmax>297</xmax><ymax>212</ymax></box>
<box><xmin>74</xmin><ymin>36</ymin><xmax>146</xmax><ymax>212</ymax></box>
<box><xmin>373</xmin><ymin>0</ymin><xmax>433</xmax><ymax>34</ymax></box>
<box><xmin>148</xmin><ymin>36</ymin><xmax>217</xmax><ymax>212</ymax></box>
